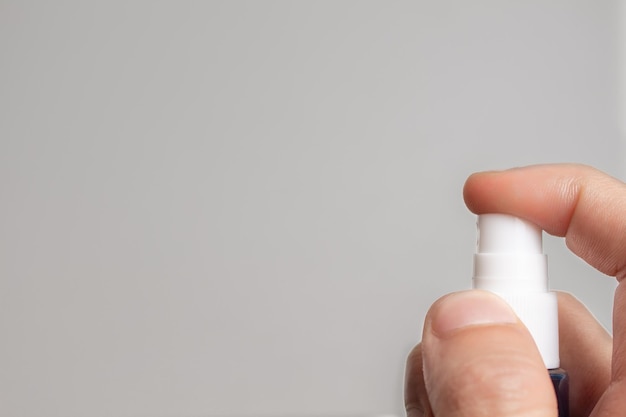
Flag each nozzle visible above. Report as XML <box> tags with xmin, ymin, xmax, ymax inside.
<box><xmin>477</xmin><ymin>214</ymin><xmax>542</xmax><ymax>254</ymax></box>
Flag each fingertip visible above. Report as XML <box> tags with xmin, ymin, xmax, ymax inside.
<box><xmin>463</xmin><ymin>169</ymin><xmax>519</xmax><ymax>216</ymax></box>
<box><xmin>426</xmin><ymin>290</ymin><xmax>518</xmax><ymax>338</ymax></box>
<box><xmin>462</xmin><ymin>171</ymin><xmax>494</xmax><ymax>215</ymax></box>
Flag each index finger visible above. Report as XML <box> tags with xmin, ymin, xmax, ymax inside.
<box><xmin>463</xmin><ymin>163</ymin><xmax>626</xmax><ymax>280</ymax></box>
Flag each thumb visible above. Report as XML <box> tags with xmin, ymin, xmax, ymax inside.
<box><xmin>422</xmin><ymin>290</ymin><xmax>557</xmax><ymax>417</ymax></box>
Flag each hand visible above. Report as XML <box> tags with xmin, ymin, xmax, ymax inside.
<box><xmin>405</xmin><ymin>164</ymin><xmax>626</xmax><ymax>417</ymax></box>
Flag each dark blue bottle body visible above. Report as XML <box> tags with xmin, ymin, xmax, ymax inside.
<box><xmin>550</xmin><ymin>368</ymin><xmax>569</xmax><ymax>417</ymax></box>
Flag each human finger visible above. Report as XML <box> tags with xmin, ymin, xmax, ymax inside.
<box><xmin>463</xmin><ymin>164</ymin><xmax>626</xmax><ymax>280</ymax></box>
<box><xmin>405</xmin><ymin>343</ymin><xmax>432</xmax><ymax>417</ymax></box>
<box><xmin>405</xmin><ymin>291</ymin><xmax>613</xmax><ymax>417</ymax></box>
<box><xmin>557</xmin><ymin>292</ymin><xmax>612</xmax><ymax>417</ymax></box>
<box><xmin>421</xmin><ymin>290</ymin><xmax>556</xmax><ymax>417</ymax></box>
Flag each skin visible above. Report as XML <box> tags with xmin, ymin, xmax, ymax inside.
<box><xmin>404</xmin><ymin>164</ymin><xmax>626</xmax><ymax>417</ymax></box>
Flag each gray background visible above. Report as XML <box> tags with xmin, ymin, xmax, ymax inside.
<box><xmin>1</xmin><ymin>1</ymin><xmax>623</xmax><ymax>416</ymax></box>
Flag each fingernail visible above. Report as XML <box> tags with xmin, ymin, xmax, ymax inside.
<box><xmin>430</xmin><ymin>291</ymin><xmax>517</xmax><ymax>336</ymax></box>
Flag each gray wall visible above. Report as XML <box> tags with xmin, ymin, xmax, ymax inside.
<box><xmin>1</xmin><ymin>2</ymin><xmax>622</xmax><ymax>416</ymax></box>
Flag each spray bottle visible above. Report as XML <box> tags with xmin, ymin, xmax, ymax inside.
<box><xmin>473</xmin><ymin>214</ymin><xmax>569</xmax><ymax>417</ymax></box>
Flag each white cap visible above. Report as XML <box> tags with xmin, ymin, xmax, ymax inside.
<box><xmin>473</xmin><ymin>214</ymin><xmax>560</xmax><ymax>369</ymax></box>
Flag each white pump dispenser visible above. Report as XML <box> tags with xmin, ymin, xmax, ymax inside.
<box><xmin>473</xmin><ymin>214</ymin><xmax>560</xmax><ymax>369</ymax></box>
